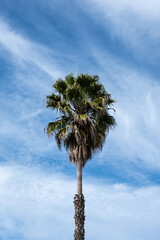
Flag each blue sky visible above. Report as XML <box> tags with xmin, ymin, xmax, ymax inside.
<box><xmin>0</xmin><ymin>0</ymin><xmax>160</xmax><ymax>239</ymax></box>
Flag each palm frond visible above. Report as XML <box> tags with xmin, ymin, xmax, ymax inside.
<box><xmin>65</xmin><ymin>73</ymin><xmax>75</xmax><ymax>86</ymax></box>
<box><xmin>53</xmin><ymin>78</ymin><xmax>67</xmax><ymax>94</ymax></box>
<box><xmin>45</xmin><ymin>73</ymin><xmax>116</xmax><ymax>166</ymax></box>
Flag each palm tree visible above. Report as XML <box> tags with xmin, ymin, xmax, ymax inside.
<box><xmin>45</xmin><ymin>73</ymin><xmax>116</xmax><ymax>240</ymax></box>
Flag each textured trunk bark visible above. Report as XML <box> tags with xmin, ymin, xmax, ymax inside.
<box><xmin>74</xmin><ymin>162</ymin><xmax>85</xmax><ymax>240</ymax></box>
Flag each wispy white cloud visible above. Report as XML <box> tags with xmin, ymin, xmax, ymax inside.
<box><xmin>0</xmin><ymin>164</ymin><xmax>75</xmax><ymax>240</ymax></box>
<box><xmin>85</xmin><ymin>48</ymin><xmax>160</xmax><ymax>173</ymax></box>
<box><xmin>0</xmin><ymin>19</ymin><xmax>62</xmax><ymax>77</ymax></box>
<box><xmin>82</xmin><ymin>0</ymin><xmax>160</xmax><ymax>62</ymax></box>
<box><xmin>87</xmin><ymin>0</ymin><xmax>160</xmax><ymax>20</ymax></box>
<box><xmin>0</xmin><ymin>19</ymin><xmax>66</xmax><ymax>166</ymax></box>
<box><xmin>0</xmin><ymin>164</ymin><xmax>159</xmax><ymax>240</ymax></box>
<box><xmin>0</xmin><ymin>12</ymin><xmax>160</xmax><ymax>181</ymax></box>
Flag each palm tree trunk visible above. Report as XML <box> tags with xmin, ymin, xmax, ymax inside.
<box><xmin>77</xmin><ymin>162</ymin><xmax>82</xmax><ymax>195</ymax></box>
<box><xmin>74</xmin><ymin>162</ymin><xmax>85</xmax><ymax>240</ymax></box>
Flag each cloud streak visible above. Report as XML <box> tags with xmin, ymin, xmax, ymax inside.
<box><xmin>0</xmin><ymin>19</ymin><xmax>63</xmax><ymax>78</ymax></box>
<box><xmin>83</xmin><ymin>0</ymin><xmax>160</xmax><ymax>64</ymax></box>
<box><xmin>0</xmin><ymin>1</ymin><xmax>160</xmax><ymax>184</ymax></box>
<box><xmin>0</xmin><ymin>164</ymin><xmax>160</xmax><ymax>240</ymax></box>
<box><xmin>81</xmin><ymin>44</ymin><xmax>160</xmax><ymax>179</ymax></box>
<box><xmin>0</xmin><ymin>19</ymin><xmax>66</xmax><ymax>168</ymax></box>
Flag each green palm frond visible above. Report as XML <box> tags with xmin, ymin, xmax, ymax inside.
<box><xmin>45</xmin><ymin>73</ymin><xmax>116</xmax><ymax>166</ymax></box>
<box><xmin>53</xmin><ymin>78</ymin><xmax>67</xmax><ymax>94</ymax></box>
<box><xmin>45</xmin><ymin>93</ymin><xmax>61</xmax><ymax>109</ymax></box>
<box><xmin>65</xmin><ymin>73</ymin><xmax>75</xmax><ymax>86</ymax></box>
<box><xmin>45</xmin><ymin>115</ymin><xmax>73</xmax><ymax>136</ymax></box>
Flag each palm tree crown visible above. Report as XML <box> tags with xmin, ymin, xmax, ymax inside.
<box><xmin>45</xmin><ymin>73</ymin><xmax>116</xmax><ymax>167</ymax></box>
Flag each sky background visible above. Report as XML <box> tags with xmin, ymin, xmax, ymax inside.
<box><xmin>0</xmin><ymin>0</ymin><xmax>160</xmax><ymax>239</ymax></box>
